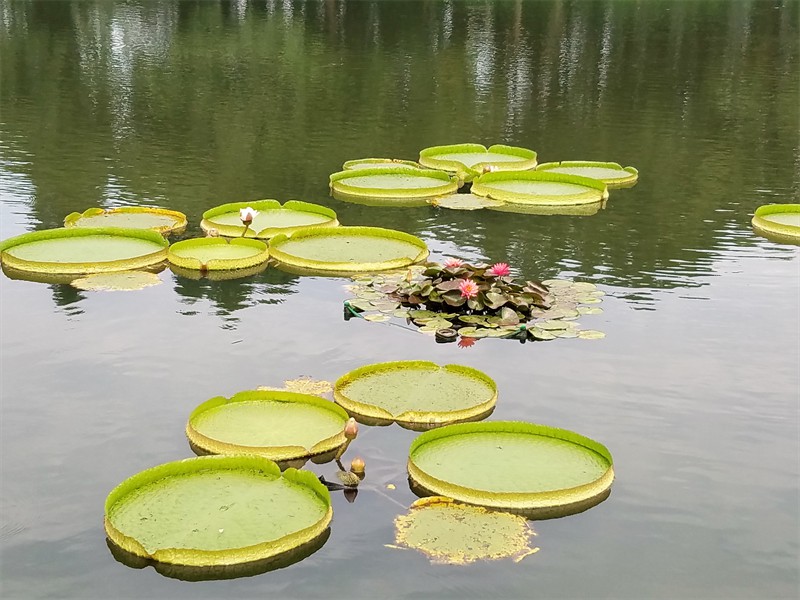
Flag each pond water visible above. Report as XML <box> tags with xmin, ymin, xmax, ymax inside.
<box><xmin>1</xmin><ymin>1</ymin><xmax>798</xmax><ymax>598</ymax></box>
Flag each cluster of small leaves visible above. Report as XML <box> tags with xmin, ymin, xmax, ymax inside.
<box><xmin>345</xmin><ymin>263</ymin><xmax>606</xmax><ymax>342</ymax></box>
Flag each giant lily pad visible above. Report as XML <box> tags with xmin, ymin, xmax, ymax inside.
<box><xmin>343</xmin><ymin>158</ymin><xmax>422</xmax><ymax>170</ymax></box>
<box><xmin>329</xmin><ymin>167</ymin><xmax>458</xmax><ymax>201</ymax></box>
<box><xmin>391</xmin><ymin>497</ymin><xmax>538</xmax><ymax>565</ymax></box>
<box><xmin>536</xmin><ymin>161</ymin><xmax>638</xmax><ymax>188</ymax></box>
<box><xmin>487</xmin><ymin>199</ymin><xmax>606</xmax><ymax>217</ymax></box>
<box><xmin>168</xmin><ymin>238</ymin><xmax>269</xmax><ymax>272</ymax></box>
<box><xmin>0</xmin><ymin>227</ymin><xmax>168</xmax><ymax>276</ymax></box>
<box><xmin>334</xmin><ymin>361</ymin><xmax>497</xmax><ymax>429</ymax></box>
<box><xmin>472</xmin><ymin>171</ymin><xmax>609</xmax><ymax>206</ymax></box>
<box><xmin>407</xmin><ymin>421</ymin><xmax>614</xmax><ymax>518</ymax></box>
<box><xmin>200</xmin><ymin>200</ymin><xmax>338</xmax><ymax>239</ymax></box>
<box><xmin>269</xmin><ymin>226</ymin><xmax>428</xmax><ymax>274</ymax></box>
<box><xmin>418</xmin><ymin>143</ymin><xmax>538</xmax><ymax>182</ymax></box>
<box><xmin>751</xmin><ymin>204</ymin><xmax>800</xmax><ymax>245</ymax></box>
<box><xmin>187</xmin><ymin>390</ymin><xmax>351</xmax><ymax>464</ymax></box>
<box><xmin>104</xmin><ymin>455</ymin><xmax>331</xmax><ymax>568</ymax></box>
<box><xmin>64</xmin><ymin>207</ymin><xmax>187</xmax><ymax>235</ymax></box>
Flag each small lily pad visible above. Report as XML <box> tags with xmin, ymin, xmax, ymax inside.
<box><xmin>392</xmin><ymin>497</ymin><xmax>538</xmax><ymax>565</ymax></box>
<box><xmin>427</xmin><ymin>193</ymin><xmax>505</xmax><ymax>211</ymax></box>
<box><xmin>282</xmin><ymin>378</ymin><xmax>333</xmax><ymax>397</ymax></box>
<box><xmin>553</xmin><ymin>329</ymin><xmax>579</xmax><ymax>339</ymax></box>
<box><xmin>364</xmin><ymin>313</ymin><xmax>391</xmax><ymax>322</ymax></box>
<box><xmin>71</xmin><ymin>270</ymin><xmax>162</xmax><ymax>292</ymax></box>
<box><xmin>577</xmin><ymin>306</ymin><xmax>604</xmax><ymax>315</ymax></box>
<box><xmin>529</xmin><ymin>328</ymin><xmax>556</xmax><ymax>341</ymax></box>
<box><xmin>578</xmin><ymin>330</ymin><xmax>606</xmax><ymax>340</ymax></box>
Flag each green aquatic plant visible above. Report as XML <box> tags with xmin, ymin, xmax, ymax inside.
<box><xmin>200</xmin><ymin>199</ymin><xmax>338</xmax><ymax>239</ymax></box>
<box><xmin>104</xmin><ymin>455</ymin><xmax>331</xmax><ymax>568</ymax></box>
<box><xmin>407</xmin><ymin>421</ymin><xmax>614</xmax><ymax>518</ymax></box>
<box><xmin>344</xmin><ymin>264</ymin><xmax>606</xmax><ymax>342</ymax></box>
<box><xmin>751</xmin><ymin>203</ymin><xmax>800</xmax><ymax>245</ymax></box>
<box><xmin>535</xmin><ymin>161</ymin><xmax>638</xmax><ymax>188</ymax></box>
<box><xmin>333</xmin><ymin>360</ymin><xmax>497</xmax><ymax>429</ymax></box>
<box><xmin>418</xmin><ymin>143</ymin><xmax>538</xmax><ymax>183</ymax></box>
<box><xmin>167</xmin><ymin>238</ymin><xmax>270</xmax><ymax>272</ymax></box>
<box><xmin>472</xmin><ymin>171</ymin><xmax>609</xmax><ymax>206</ymax></box>
<box><xmin>64</xmin><ymin>207</ymin><xmax>188</xmax><ymax>235</ymax></box>
<box><xmin>0</xmin><ymin>227</ymin><xmax>169</xmax><ymax>276</ymax></box>
<box><xmin>329</xmin><ymin>166</ymin><xmax>459</xmax><ymax>202</ymax></box>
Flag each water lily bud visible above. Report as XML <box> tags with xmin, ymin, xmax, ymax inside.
<box><xmin>239</xmin><ymin>206</ymin><xmax>258</xmax><ymax>224</ymax></box>
<box><xmin>350</xmin><ymin>456</ymin><xmax>365</xmax><ymax>476</ymax></box>
<box><xmin>344</xmin><ymin>417</ymin><xmax>359</xmax><ymax>440</ymax></box>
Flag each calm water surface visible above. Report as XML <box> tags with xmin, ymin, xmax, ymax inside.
<box><xmin>1</xmin><ymin>1</ymin><xmax>798</xmax><ymax>598</ymax></box>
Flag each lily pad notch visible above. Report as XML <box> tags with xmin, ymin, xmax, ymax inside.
<box><xmin>104</xmin><ymin>455</ymin><xmax>331</xmax><ymax>568</ymax></box>
<box><xmin>334</xmin><ymin>361</ymin><xmax>497</xmax><ymax>429</ymax></box>
<box><xmin>407</xmin><ymin>421</ymin><xmax>614</xmax><ymax>519</ymax></box>
<box><xmin>419</xmin><ymin>143</ymin><xmax>538</xmax><ymax>183</ymax></box>
<box><xmin>167</xmin><ymin>238</ymin><xmax>269</xmax><ymax>272</ymax></box>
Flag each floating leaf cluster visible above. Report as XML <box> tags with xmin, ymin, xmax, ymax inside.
<box><xmin>345</xmin><ymin>262</ymin><xmax>605</xmax><ymax>342</ymax></box>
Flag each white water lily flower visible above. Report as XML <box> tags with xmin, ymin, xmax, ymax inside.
<box><xmin>239</xmin><ymin>207</ymin><xmax>259</xmax><ymax>224</ymax></box>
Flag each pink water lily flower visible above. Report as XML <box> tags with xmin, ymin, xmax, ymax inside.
<box><xmin>459</xmin><ymin>278</ymin><xmax>479</xmax><ymax>299</ymax></box>
<box><xmin>239</xmin><ymin>206</ymin><xmax>259</xmax><ymax>224</ymax></box>
<box><xmin>443</xmin><ymin>257</ymin><xmax>464</xmax><ymax>268</ymax></box>
<box><xmin>486</xmin><ymin>262</ymin><xmax>511</xmax><ymax>277</ymax></box>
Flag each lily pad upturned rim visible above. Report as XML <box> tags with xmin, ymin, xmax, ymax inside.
<box><xmin>329</xmin><ymin>167</ymin><xmax>459</xmax><ymax>200</ymax></box>
<box><xmin>269</xmin><ymin>226</ymin><xmax>429</xmax><ymax>273</ymax></box>
<box><xmin>535</xmin><ymin>161</ymin><xmax>639</xmax><ymax>188</ymax></box>
<box><xmin>186</xmin><ymin>389</ymin><xmax>351</xmax><ymax>461</ymax></box>
<box><xmin>167</xmin><ymin>237</ymin><xmax>269</xmax><ymax>271</ymax></box>
<box><xmin>418</xmin><ymin>143</ymin><xmax>538</xmax><ymax>182</ymax></box>
<box><xmin>472</xmin><ymin>171</ymin><xmax>610</xmax><ymax>206</ymax></box>
<box><xmin>104</xmin><ymin>455</ymin><xmax>331</xmax><ymax>567</ymax></box>
<box><xmin>342</xmin><ymin>158</ymin><xmax>422</xmax><ymax>170</ymax></box>
<box><xmin>407</xmin><ymin>421</ymin><xmax>614</xmax><ymax>517</ymax></box>
<box><xmin>64</xmin><ymin>206</ymin><xmax>188</xmax><ymax>235</ymax></box>
<box><xmin>333</xmin><ymin>361</ymin><xmax>498</xmax><ymax>427</ymax></box>
<box><xmin>200</xmin><ymin>199</ymin><xmax>339</xmax><ymax>238</ymax></box>
<box><xmin>0</xmin><ymin>227</ymin><xmax>169</xmax><ymax>275</ymax></box>
<box><xmin>751</xmin><ymin>203</ymin><xmax>800</xmax><ymax>244</ymax></box>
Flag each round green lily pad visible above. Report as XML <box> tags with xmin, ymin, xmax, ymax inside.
<box><xmin>334</xmin><ymin>361</ymin><xmax>497</xmax><ymax>429</ymax></box>
<box><xmin>751</xmin><ymin>204</ymin><xmax>800</xmax><ymax>244</ymax></box>
<box><xmin>200</xmin><ymin>200</ymin><xmax>338</xmax><ymax>239</ymax></box>
<box><xmin>167</xmin><ymin>238</ymin><xmax>269</xmax><ymax>272</ymax></box>
<box><xmin>536</xmin><ymin>161</ymin><xmax>638</xmax><ymax>188</ymax></box>
<box><xmin>419</xmin><ymin>143</ymin><xmax>538</xmax><ymax>182</ymax></box>
<box><xmin>427</xmin><ymin>193</ymin><xmax>506</xmax><ymax>211</ymax></box>
<box><xmin>329</xmin><ymin>167</ymin><xmax>458</xmax><ymax>201</ymax></box>
<box><xmin>0</xmin><ymin>227</ymin><xmax>169</xmax><ymax>276</ymax></box>
<box><xmin>342</xmin><ymin>158</ymin><xmax>422</xmax><ymax>170</ymax></box>
<box><xmin>391</xmin><ymin>497</ymin><xmax>538</xmax><ymax>565</ymax></box>
<box><xmin>472</xmin><ymin>171</ymin><xmax>609</xmax><ymax>206</ymax></box>
<box><xmin>64</xmin><ymin>207</ymin><xmax>187</xmax><ymax>235</ymax></box>
<box><xmin>269</xmin><ymin>226</ymin><xmax>429</xmax><ymax>274</ymax></box>
<box><xmin>104</xmin><ymin>455</ymin><xmax>331</xmax><ymax>568</ymax></box>
<box><xmin>407</xmin><ymin>421</ymin><xmax>614</xmax><ymax>518</ymax></box>
<box><xmin>71</xmin><ymin>270</ymin><xmax>162</xmax><ymax>291</ymax></box>
<box><xmin>187</xmin><ymin>390</ymin><xmax>351</xmax><ymax>464</ymax></box>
